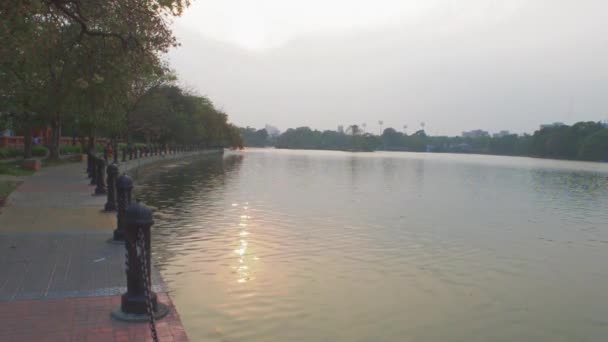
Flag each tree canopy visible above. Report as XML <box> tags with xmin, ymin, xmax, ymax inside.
<box><xmin>1</xmin><ymin>0</ymin><xmax>241</xmax><ymax>159</ymax></box>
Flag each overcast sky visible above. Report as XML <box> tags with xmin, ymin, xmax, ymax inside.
<box><xmin>167</xmin><ymin>0</ymin><xmax>608</xmax><ymax>136</ymax></box>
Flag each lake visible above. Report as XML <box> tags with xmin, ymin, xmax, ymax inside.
<box><xmin>137</xmin><ymin>148</ymin><xmax>608</xmax><ymax>341</ymax></box>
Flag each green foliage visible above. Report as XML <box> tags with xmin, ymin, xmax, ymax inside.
<box><xmin>578</xmin><ymin>129</ymin><xmax>608</xmax><ymax>161</ymax></box>
<box><xmin>0</xmin><ymin>160</ymin><xmax>36</xmax><ymax>176</ymax></box>
<box><xmin>0</xmin><ymin>146</ymin><xmax>46</xmax><ymax>159</ymax></box>
<box><xmin>0</xmin><ymin>147</ymin><xmax>23</xmax><ymax>159</ymax></box>
<box><xmin>1</xmin><ymin>0</ymin><xmax>192</xmax><ymax>159</ymax></box>
<box><xmin>271</xmin><ymin>121</ymin><xmax>608</xmax><ymax>161</ymax></box>
<box><xmin>0</xmin><ymin>180</ymin><xmax>18</xmax><ymax>198</ymax></box>
<box><xmin>275</xmin><ymin>127</ymin><xmax>378</xmax><ymax>152</ymax></box>
<box><xmin>240</xmin><ymin>127</ymin><xmax>269</xmax><ymax>147</ymax></box>
<box><xmin>31</xmin><ymin>145</ymin><xmax>48</xmax><ymax>157</ymax></box>
<box><xmin>60</xmin><ymin>145</ymin><xmax>83</xmax><ymax>155</ymax></box>
<box><xmin>130</xmin><ymin>85</ymin><xmax>243</xmax><ymax>148</ymax></box>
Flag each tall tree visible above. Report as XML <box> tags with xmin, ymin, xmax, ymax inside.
<box><xmin>1</xmin><ymin>0</ymin><xmax>189</xmax><ymax>159</ymax></box>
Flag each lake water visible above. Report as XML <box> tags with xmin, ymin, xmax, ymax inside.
<box><xmin>138</xmin><ymin>149</ymin><xmax>608</xmax><ymax>341</ymax></box>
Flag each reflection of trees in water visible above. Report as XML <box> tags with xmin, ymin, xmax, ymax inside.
<box><xmin>136</xmin><ymin>154</ymin><xmax>244</xmax><ymax>271</ymax></box>
<box><xmin>138</xmin><ymin>154</ymin><xmax>243</xmax><ymax>210</ymax></box>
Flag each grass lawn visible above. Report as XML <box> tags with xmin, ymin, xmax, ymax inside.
<box><xmin>0</xmin><ymin>155</ymin><xmax>81</xmax><ymax>176</ymax></box>
<box><xmin>0</xmin><ymin>160</ymin><xmax>36</xmax><ymax>176</ymax></box>
<box><xmin>42</xmin><ymin>157</ymin><xmax>80</xmax><ymax>168</ymax></box>
<box><xmin>0</xmin><ymin>180</ymin><xmax>19</xmax><ymax>202</ymax></box>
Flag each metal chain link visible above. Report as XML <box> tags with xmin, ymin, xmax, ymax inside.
<box><xmin>137</xmin><ymin>228</ymin><xmax>159</xmax><ymax>342</ymax></box>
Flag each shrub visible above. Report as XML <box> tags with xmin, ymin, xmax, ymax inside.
<box><xmin>0</xmin><ymin>147</ymin><xmax>22</xmax><ymax>159</ymax></box>
<box><xmin>31</xmin><ymin>145</ymin><xmax>48</xmax><ymax>157</ymax></box>
<box><xmin>60</xmin><ymin>145</ymin><xmax>82</xmax><ymax>155</ymax></box>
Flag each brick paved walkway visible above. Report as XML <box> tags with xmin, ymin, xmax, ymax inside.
<box><xmin>0</xmin><ymin>294</ymin><xmax>187</xmax><ymax>342</ymax></box>
<box><xmin>0</xmin><ymin>156</ymin><xmax>199</xmax><ymax>341</ymax></box>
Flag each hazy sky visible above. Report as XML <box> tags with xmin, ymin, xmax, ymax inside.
<box><xmin>167</xmin><ymin>0</ymin><xmax>608</xmax><ymax>136</ymax></box>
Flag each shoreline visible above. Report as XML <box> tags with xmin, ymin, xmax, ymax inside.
<box><xmin>0</xmin><ymin>149</ymin><xmax>221</xmax><ymax>341</ymax></box>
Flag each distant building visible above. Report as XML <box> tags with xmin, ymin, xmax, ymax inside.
<box><xmin>492</xmin><ymin>130</ymin><xmax>511</xmax><ymax>138</ymax></box>
<box><xmin>0</xmin><ymin>128</ymin><xmax>13</xmax><ymax>137</ymax></box>
<box><xmin>540</xmin><ymin>122</ymin><xmax>566</xmax><ymax>129</ymax></box>
<box><xmin>264</xmin><ymin>124</ymin><xmax>281</xmax><ymax>137</ymax></box>
<box><xmin>337</xmin><ymin>125</ymin><xmax>344</xmax><ymax>134</ymax></box>
<box><xmin>462</xmin><ymin>129</ymin><xmax>489</xmax><ymax>138</ymax></box>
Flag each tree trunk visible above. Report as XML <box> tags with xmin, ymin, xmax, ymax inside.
<box><xmin>23</xmin><ymin>127</ymin><xmax>33</xmax><ymax>159</ymax></box>
<box><xmin>49</xmin><ymin>117</ymin><xmax>61</xmax><ymax>160</ymax></box>
<box><xmin>87</xmin><ymin>133</ymin><xmax>96</xmax><ymax>153</ymax></box>
<box><xmin>78</xmin><ymin>136</ymin><xmax>86</xmax><ymax>152</ymax></box>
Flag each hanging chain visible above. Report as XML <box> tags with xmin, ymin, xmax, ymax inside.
<box><xmin>137</xmin><ymin>228</ymin><xmax>159</xmax><ymax>342</ymax></box>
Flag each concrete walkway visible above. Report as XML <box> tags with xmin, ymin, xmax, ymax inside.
<box><xmin>0</xmin><ymin>152</ymin><xmax>207</xmax><ymax>341</ymax></box>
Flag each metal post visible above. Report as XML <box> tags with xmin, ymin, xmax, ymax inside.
<box><xmin>122</xmin><ymin>148</ymin><xmax>127</xmax><ymax>162</ymax></box>
<box><xmin>86</xmin><ymin>151</ymin><xmax>94</xmax><ymax>178</ymax></box>
<box><xmin>104</xmin><ymin>163</ymin><xmax>118</xmax><ymax>211</ymax></box>
<box><xmin>113</xmin><ymin>141</ymin><xmax>119</xmax><ymax>164</ymax></box>
<box><xmin>129</xmin><ymin>147</ymin><xmax>133</xmax><ymax>160</ymax></box>
<box><xmin>112</xmin><ymin>201</ymin><xmax>169</xmax><ymax>320</ymax></box>
<box><xmin>113</xmin><ymin>174</ymin><xmax>133</xmax><ymax>241</ymax></box>
<box><xmin>90</xmin><ymin>155</ymin><xmax>97</xmax><ymax>185</ymax></box>
<box><xmin>94</xmin><ymin>158</ymin><xmax>107</xmax><ymax>195</ymax></box>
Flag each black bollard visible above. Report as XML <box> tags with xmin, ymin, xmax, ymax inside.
<box><xmin>113</xmin><ymin>174</ymin><xmax>133</xmax><ymax>241</ymax></box>
<box><xmin>129</xmin><ymin>147</ymin><xmax>133</xmax><ymax>160</ymax></box>
<box><xmin>104</xmin><ymin>163</ymin><xmax>118</xmax><ymax>211</ymax></box>
<box><xmin>113</xmin><ymin>142</ymin><xmax>119</xmax><ymax>164</ymax></box>
<box><xmin>112</xmin><ymin>201</ymin><xmax>169</xmax><ymax>321</ymax></box>
<box><xmin>86</xmin><ymin>151</ymin><xmax>94</xmax><ymax>178</ymax></box>
<box><xmin>94</xmin><ymin>158</ymin><xmax>107</xmax><ymax>195</ymax></box>
<box><xmin>90</xmin><ymin>155</ymin><xmax>98</xmax><ymax>185</ymax></box>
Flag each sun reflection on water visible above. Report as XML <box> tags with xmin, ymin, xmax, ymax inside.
<box><xmin>233</xmin><ymin>203</ymin><xmax>256</xmax><ymax>283</ymax></box>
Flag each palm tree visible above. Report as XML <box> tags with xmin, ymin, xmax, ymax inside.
<box><xmin>346</xmin><ymin>124</ymin><xmax>360</xmax><ymax>136</ymax></box>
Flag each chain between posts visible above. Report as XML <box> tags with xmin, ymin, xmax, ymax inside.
<box><xmin>137</xmin><ymin>228</ymin><xmax>159</xmax><ymax>342</ymax></box>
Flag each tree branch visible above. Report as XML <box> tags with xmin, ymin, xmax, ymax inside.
<box><xmin>47</xmin><ymin>0</ymin><xmax>130</xmax><ymax>47</ymax></box>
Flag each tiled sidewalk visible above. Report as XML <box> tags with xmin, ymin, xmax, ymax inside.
<box><xmin>0</xmin><ymin>158</ymin><xmax>195</xmax><ymax>341</ymax></box>
<box><xmin>0</xmin><ymin>294</ymin><xmax>187</xmax><ymax>342</ymax></box>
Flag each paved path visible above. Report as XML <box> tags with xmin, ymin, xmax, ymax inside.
<box><xmin>0</xmin><ymin>154</ymin><xmax>203</xmax><ymax>341</ymax></box>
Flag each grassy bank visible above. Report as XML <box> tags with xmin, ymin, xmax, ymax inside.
<box><xmin>0</xmin><ymin>156</ymin><xmax>83</xmax><ymax>204</ymax></box>
<box><xmin>0</xmin><ymin>180</ymin><xmax>19</xmax><ymax>205</ymax></box>
<box><xmin>0</xmin><ymin>160</ymin><xmax>36</xmax><ymax>177</ymax></box>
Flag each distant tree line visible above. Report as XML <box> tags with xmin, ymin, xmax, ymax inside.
<box><xmin>240</xmin><ymin>127</ymin><xmax>269</xmax><ymax>147</ymax></box>
<box><xmin>276</xmin><ymin>125</ymin><xmax>378</xmax><ymax>152</ymax></box>
<box><xmin>240</xmin><ymin>121</ymin><xmax>608</xmax><ymax>162</ymax></box>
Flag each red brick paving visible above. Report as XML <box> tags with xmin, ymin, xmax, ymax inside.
<box><xmin>0</xmin><ymin>293</ymin><xmax>188</xmax><ymax>342</ymax></box>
